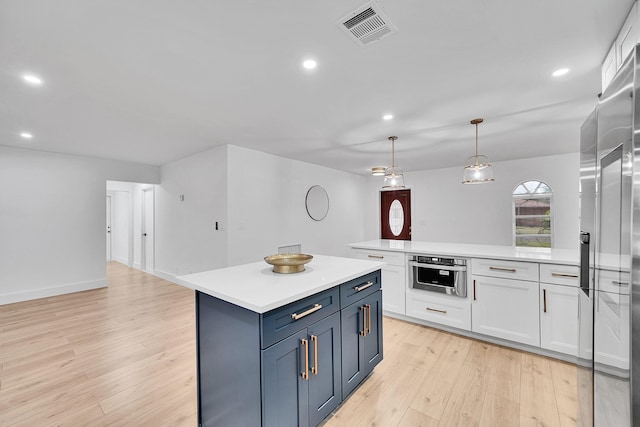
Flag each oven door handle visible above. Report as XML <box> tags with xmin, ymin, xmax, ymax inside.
<box><xmin>408</xmin><ymin>261</ymin><xmax>467</xmax><ymax>272</ymax></box>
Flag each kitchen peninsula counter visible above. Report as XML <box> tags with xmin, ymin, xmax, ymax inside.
<box><xmin>349</xmin><ymin>239</ymin><xmax>579</xmax><ymax>265</ymax></box>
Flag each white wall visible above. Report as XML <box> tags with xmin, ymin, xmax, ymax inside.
<box><xmin>226</xmin><ymin>145</ymin><xmax>367</xmax><ymax>265</ymax></box>
<box><xmin>155</xmin><ymin>145</ymin><xmax>229</xmax><ymax>278</ymax></box>
<box><xmin>364</xmin><ymin>153</ymin><xmax>579</xmax><ymax>250</ymax></box>
<box><xmin>0</xmin><ymin>146</ymin><xmax>160</xmax><ymax>305</ymax></box>
<box><xmin>154</xmin><ymin>144</ymin><xmax>368</xmax><ymax>279</ymax></box>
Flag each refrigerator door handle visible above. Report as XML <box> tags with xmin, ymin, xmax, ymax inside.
<box><xmin>579</xmin><ymin>232</ymin><xmax>590</xmax><ymax>296</ymax></box>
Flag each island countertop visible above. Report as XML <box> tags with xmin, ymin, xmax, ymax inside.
<box><xmin>175</xmin><ymin>254</ymin><xmax>385</xmax><ymax>313</ymax></box>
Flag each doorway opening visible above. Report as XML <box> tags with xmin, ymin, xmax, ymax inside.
<box><xmin>106</xmin><ymin>181</ymin><xmax>155</xmax><ymax>273</ymax></box>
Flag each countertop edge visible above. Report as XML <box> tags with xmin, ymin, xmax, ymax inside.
<box><xmin>348</xmin><ymin>240</ymin><xmax>579</xmax><ymax>266</ymax></box>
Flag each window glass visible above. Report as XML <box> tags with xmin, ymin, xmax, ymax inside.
<box><xmin>389</xmin><ymin>199</ymin><xmax>404</xmax><ymax>236</ymax></box>
<box><xmin>513</xmin><ymin>180</ymin><xmax>552</xmax><ymax>248</ymax></box>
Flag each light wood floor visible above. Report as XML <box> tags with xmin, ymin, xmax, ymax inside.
<box><xmin>0</xmin><ymin>262</ymin><xmax>578</xmax><ymax>426</ymax></box>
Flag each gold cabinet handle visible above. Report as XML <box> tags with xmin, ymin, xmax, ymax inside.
<box><xmin>612</xmin><ymin>281</ymin><xmax>629</xmax><ymax>287</ymax></box>
<box><xmin>311</xmin><ymin>335</ymin><xmax>318</xmax><ymax>375</ymax></box>
<box><xmin>301</xmin><ymin>338</ymin><xmax>309</xmax><ymax>380</ymax></box>
<box><xmin>367</xmin><ymin>255</ymin><xmax>384</xmax><ymax>259</ymax></box>
<box><xmin>291</xmin><ymin>303</ymin><xmax>322</xmax><ymax>320</ymax></box>
<box><xmin>366</xmin><ymin>304</ymin><xmax>371</xmax><ymax>335</ymax></box>
<box><xmin>489</xmin><ymin>266</ymin><xmax>517</xmax><ymax>273</ymax></box>
<box><xmin>426</xmin><ymin>307</ymin><xmax>447</xmax><ymax>314</ymax></box>
<box><xmin>543</xmin><ymin>289</ymin><xmax>547</xmax><ymax>313</ymax></box>
<box><xmin>473</xmin><ymin>279</ymin><xmax>477</xmax><ymax>301</ymax></box>
<box><xmin>360</xmin><ymin>306</ymin><xmax>366</xmax><ymax>336</ymax></box>
<box><xmin>354</xmin><ymin>281</ymin><xmax>374</xmax><ymax>292</ymax></box>
<box><xmin>551</xmin><ymin>272</ymin><xmax>578</xmax><ymax>278</ymax></box>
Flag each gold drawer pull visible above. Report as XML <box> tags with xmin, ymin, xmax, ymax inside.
<box><xmin>612</xmin><ymin>281</ymin><xmax>629</xmax><ymax>287</ymax></box>
<box><xmin>426</xmin><ymin>307</ymin><xmax>447</xmax><ymax>314</ymax></box>
<box><xmin>368</xmin><ymin>255</ymin><xmax>384</xmax><ymax>259</ymax></box>
<box><xmin>543</xmin><ymin>289</ymin><xmax>547</xmax><ymax>313</ymax></box>
<box><xmin>311</xmin><ymin>335</ymin><xmax>318</xmax><ymax>375</ymax></box>
<box><xmin>291</xmin><ymin>303</ymin><xmax>322</xmax><ymax>320</ymax></box>
<box><xmin>489</xmin><ymin>266</ymin><xmax>517</xmax><ymax>273</ymax></box>
<box><xmin>360</xmin><ymin>306</ymin><xmax>367</xmax><ymax>336</ymax></box>
<box><xmin>301</xmin><ymin>338</ymin><xmax>309</xmax><ymax>380</ymax></box>
<box><xmin>354</xmin><ymin>281</ymin><xmax>374</xmax><ymax>292</ymax></box>
<box><xmin>551</xmin><ymin>272</ymin><xmax>579</xmax><ymax>278</ymax></box>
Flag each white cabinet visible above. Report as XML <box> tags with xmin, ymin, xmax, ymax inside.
<box><xmin>602</xmin><ymin>2</ymin><xmax>638</xmax><ymax>92</ymax></box>
<box><xmin>539</xmin><ymin>264</ymin><xmax>579</xmax><ymax>356</ymax></box>
<box><xmin>405</xmin><ymin>289</ymin><xmax>471</xmax><ymax>331</ymax></box>
<box><xmin>470</xmin><ymin>258</ymin><xmax>539</xmax><ymax>347</ymax></box>
<box><xmin>350</xmin><ymin>249</ymin><xmax>405</xmax><ymax>315</ymax></box>
<box><xmin>540</xmin><ymin>283</ymin><xmax>578</xmax><ymax>355</ymax></box>
<box><xmin>616</xmin><ymin>2</ymin><xmax>637</xmax><ymax>68</ymax></box>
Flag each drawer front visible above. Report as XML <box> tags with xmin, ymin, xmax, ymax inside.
<box><xmin>351</xmin><ymin>248</ymin><xmax>405</xmax><ymax>266</ymax></box>
<box><xmin>471</xmin><ymin>258</ymin><xmax>539</xmax><ymax>282</ymax></box>
<box><xmin>261</xmin><ymin>287</ymin><xmax>340</xmax><ymax>349</ymax></box>
<box><xmin>405</xmin><ymin>290</ymin><xmax>471</xmax><ymax>331</ymax></box>
<box><xmin>540</xmin><ymin>263</ymin><xmax>579</xmax><ymax>287</ymax></box>
<box><xmin>340</xmin><ymin>270</ymin><xmax>382</xmax><ymax>308</ymax></box>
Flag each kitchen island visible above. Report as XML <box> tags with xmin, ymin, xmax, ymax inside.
<box><xmin>176</xmin><ymin>255</ymin><xmax>385</xmax><ymax>427</ymax></box>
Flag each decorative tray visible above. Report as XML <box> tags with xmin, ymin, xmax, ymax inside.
<box><xmin>264</xmin><ymin>254</ymin><xmax>313</xmax><ymax>274</ymax></box>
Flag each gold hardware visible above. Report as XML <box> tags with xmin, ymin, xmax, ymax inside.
<box><xmin>426</xmin><ymin>307</ymin><xmax>447</xmax><ymax>314</ymax></box>
<box><xmin>360</xmin><ymin>306</ymin><xmax>366</xmax><ymax>336</ymax></box>
<box><xmin>489</xmin><ymin>266</ymin><xmax>517</xmax><ymax>273</ymax></box>
<box><xmin>301</xmin><ymin>339</ymin><xmax>309</xmax><ymax>380</ymax></box>
<box><xmin>354</xmin><ymin>281</ymin><xmax>374</xmax><ymax>292</ymax></box>
<box><xmin>291</xmin><ymin>303</ymin><xmax>322</xmax><ymax>320</ymax></box>
<box><xmin>551</xmin><ymin>272</ymin><xmax>579</xmax><ymax>278</ymax></box>
<box><xmin>311</xmin><ymin>335</ymin><xmax>318</xmax><ymax>375</ymax></box>
<box><xmin>543</xmin><ymin>289</ymin><xmax>547</xmax><ymax>313</ymax></box>
<box><xmin>366</xmin><ymin>304</ymin><xmax>372</xmax><ymax>335</ymax></box>
<box><xmin>367</xmin><ymin>255</ymin><xmax>384</xmax><ymax>259</ymax></box>
<box><xmin>473</xmin><ymin>279</ymin><xmax>477</xmax><ymax>301</ymax></box>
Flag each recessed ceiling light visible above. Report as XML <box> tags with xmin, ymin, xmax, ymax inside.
<box><xmin>552</xmin><ymin>68</ymin><xmax>569</xmax><ymax>77</ymax></box>
<box><xmin>302</xmin><ymin>59</ymin><xmax>317</xmax><ymax>70</ymax></box>
<box><xmin>383</xmin><ymin>114</ymin><xmax>393</xmax><ymax>120</ymax></box>
<box><xmin>20</xmin><ymin>132</ymin><xmax>33</xmax><ymax>139</ymax></box>
<box><xmin>22</xmin><ymin>74</ymin><xmax>43</xmax><ymax>86</ymax></box>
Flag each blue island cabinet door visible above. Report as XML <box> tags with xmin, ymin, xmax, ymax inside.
<box><xmin>340</xmin><ymin>302</ymin><xmax>365</xmax><ymax>398</ymax></box>
<box><xmin>307</xmin><ymin>312</ymin><xmax>342</xmax><ymax>427</ymax></box>
<box><xmin>363</xmin><ymin>290</ymin><xmax>383</xmax><ymax>376</ymax></box>
<box><xmin>262</xmin><ymin>329</ymin><xmax>309</xmax><ymax>427</ymax></box>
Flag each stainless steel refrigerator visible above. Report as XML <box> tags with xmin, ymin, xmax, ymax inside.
<box><xmin>578</xmin><ymin>45</ymin><xmax>639</xmax><ymax>426</ymax></box>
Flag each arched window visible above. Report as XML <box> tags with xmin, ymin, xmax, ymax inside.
<box><xmin>513</xmin><ymin>180</ymin><xmax>552</xmax><ymax>248</ymax></box>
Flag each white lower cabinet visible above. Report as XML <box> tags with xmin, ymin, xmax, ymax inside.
<box><xmin>405</xmin><ymin>290</ymin><xmax>471</xmax><ymax>331</ymax></box>
<box><xmin>471</xmin><ymin>275</ymin><xmax>540</xmax><ymax>347</ymax></box>
<box><xmin>540</xmin><ymin>283</ymin><xmax>579</xmax><ymax>356</ymax></box>
<box><xmin>381</xmin><ymin>263</ymin><xmax>406</xmax><ymax>315</ymax></box>
<box><xmin>350</xmin><ymin>249</ymin><xmax>405</xmax><ymax>315</ymax></box>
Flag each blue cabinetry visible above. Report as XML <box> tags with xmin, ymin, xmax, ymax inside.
<box><xmin>339</xmin><ymin>271</ymin><xmax>383</xmax><ymax>398</ymax></box>
<box><xmin>195</xmin><ymin>270</ymin><xmax>382</xmax><ymax>427</ymax></box>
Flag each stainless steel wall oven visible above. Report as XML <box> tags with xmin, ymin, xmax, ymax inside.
<box><xmin>408</xmin><ymin>255</ymin><xmax>468</xmax><ymax>297</ymax></box>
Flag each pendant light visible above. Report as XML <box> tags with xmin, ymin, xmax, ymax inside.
<box><xmin>462</xmin><ymin>118</ymin><xmax>494</xmax><ymax>184</ymax></box>
<box><xmin>383</xmin><ymin>136</ymin><xmax>405</xmax><ymax>189</ymax></box>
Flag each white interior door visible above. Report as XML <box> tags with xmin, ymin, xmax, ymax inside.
<box><xmin>141</xmin><ymin>187</ymin><xmax>154</xmax><ymax>273</ymax></box>
<box><xmin>106</xmin><ymin>195</ymin><xmax>112</xmax><ymax>261</ymax></box>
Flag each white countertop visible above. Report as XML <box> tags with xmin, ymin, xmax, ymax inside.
<box><xmin>348</xmin><ymin>240</ymin><xmax>579</xmax><ymax>265</ymax></box>
<box><xmin>175</xmin><ymin>254</ymin><xmax>385</xmax><ymax>314</ymax></box>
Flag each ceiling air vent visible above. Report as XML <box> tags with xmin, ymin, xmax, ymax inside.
<box><xmin>336</xmin><ymin>1</ymin><xmax>398</xmax><ymax>47</ymax></box>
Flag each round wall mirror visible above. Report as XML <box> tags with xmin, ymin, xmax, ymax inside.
<box><xmin>305</xmin><ymin>185</ymin><xmax>329</xmax><ymax>221</ymax></box>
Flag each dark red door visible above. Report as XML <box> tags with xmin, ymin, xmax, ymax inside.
<box><xmin>380</xmin><ymin>189</ymin><xmax>411</xmax><ymax>240</ymax></box>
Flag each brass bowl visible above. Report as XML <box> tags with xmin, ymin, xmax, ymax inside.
<box><xmin>264</xmin><ymin>254</ymin><xmax>313</xmax><ymax>274</ymax></box>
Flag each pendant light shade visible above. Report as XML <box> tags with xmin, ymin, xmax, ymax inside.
<box><xmin>462</xmin><ymin>118</ymin><xmax>495</xmax><ymax>184</ymax></box>
<box><xmin>383</xmin><ymin>136</ymin><xmax>405</xmax><ymax>189</ymax></box>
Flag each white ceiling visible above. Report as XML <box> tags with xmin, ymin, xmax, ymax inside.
<box><xmin>0</xmin><ymin>0</ymin><xmax>633</xmax><ymax>174</ymax></box>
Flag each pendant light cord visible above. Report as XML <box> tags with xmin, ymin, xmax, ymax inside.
<box><xmin>475</xmin><ymin>123</ymin><xmax>479</xmax><ymax>166</ymax></box>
